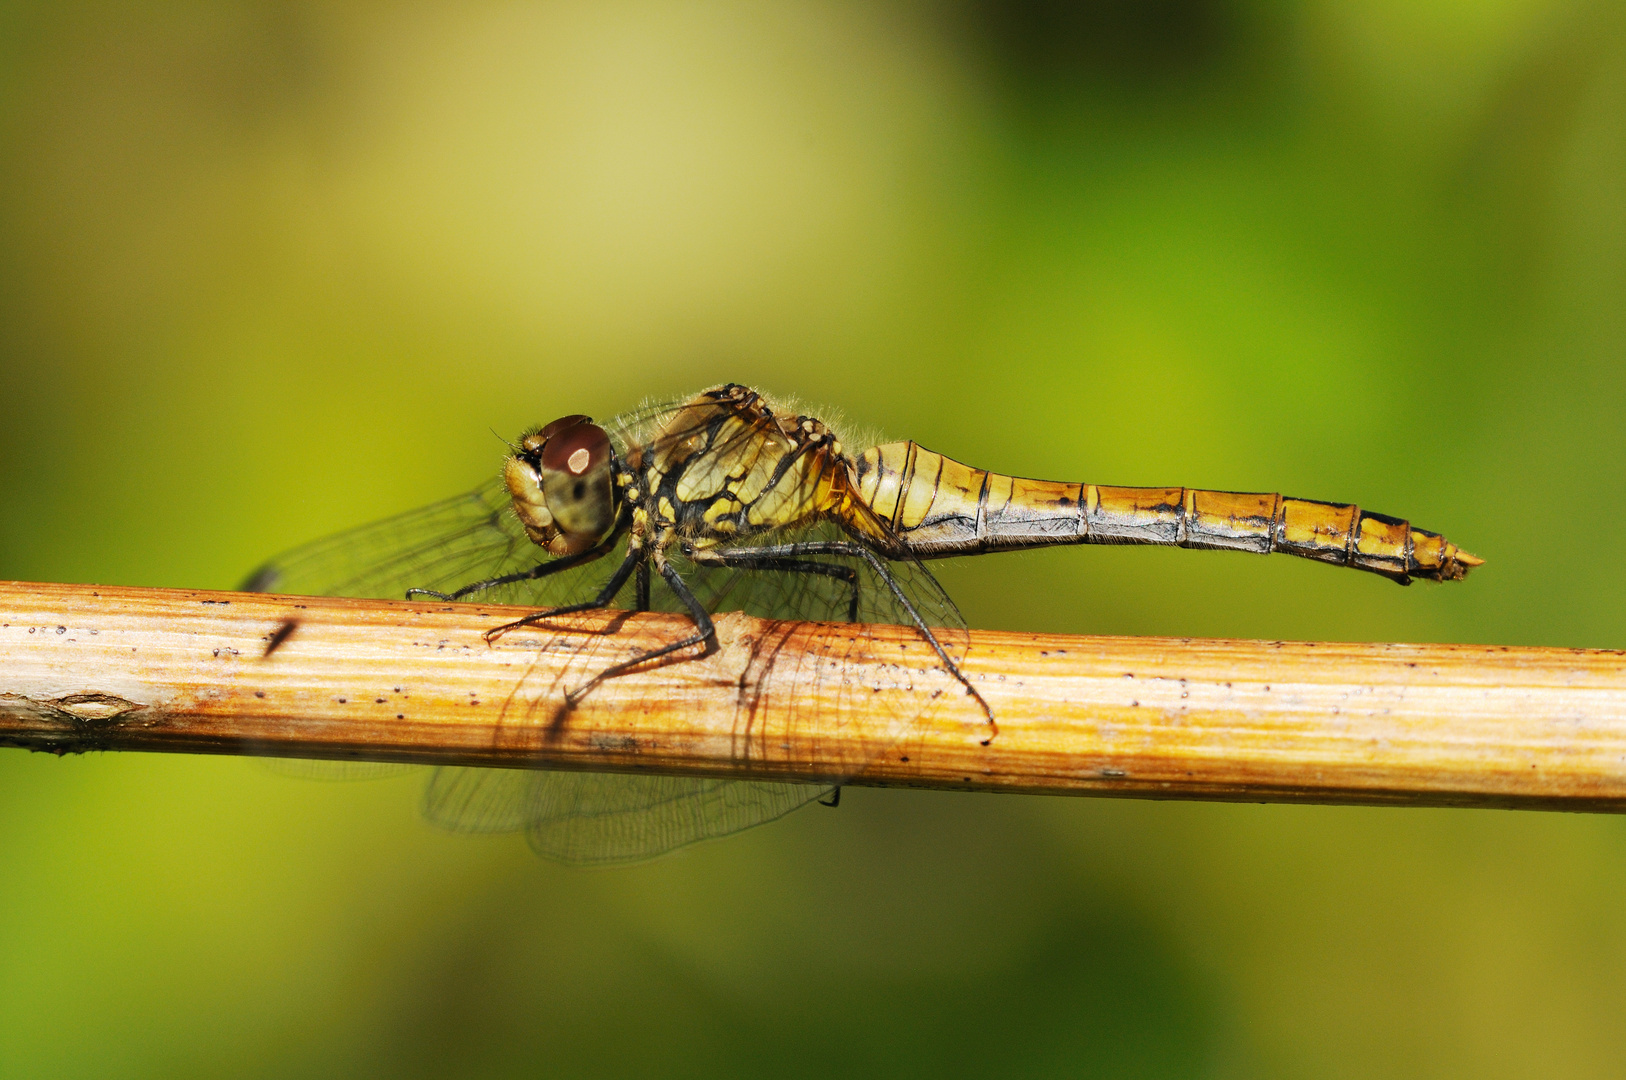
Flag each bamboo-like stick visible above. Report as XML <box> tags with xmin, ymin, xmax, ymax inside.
<box><xmin>1</xmin><ymin>579</ymin><xmax>1622</xmax><ymax>812</ymax></box>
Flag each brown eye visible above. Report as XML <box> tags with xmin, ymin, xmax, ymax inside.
<box><xmin>541</xmin><ymin>419</ymin><xmax>609</xmax><ymax>479</ymax></box>
<box><xmin>535</xmin><ymin>413</ymin><xmax>591</xmax><ymax>444</ymax></box>
<box><xmin>534</xmin><ymin>416</ymin><xmax>616</xmax><ymax>555</ymax></box>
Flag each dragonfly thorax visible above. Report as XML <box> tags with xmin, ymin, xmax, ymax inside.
<box><xmin>626</xmin><ymin>391</ymin><xmax>859</xmax><ymax>551</ymax></box>
<box><xmin>503</xmin><ymin>414</ymin><xmax>621</xmax><ymax>557</ymax></box>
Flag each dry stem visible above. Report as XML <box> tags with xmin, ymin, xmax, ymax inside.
<box><xmin>3</xmin><ymin>580</ymin><xmax>1624</xmax><ymax>812</ymax></box>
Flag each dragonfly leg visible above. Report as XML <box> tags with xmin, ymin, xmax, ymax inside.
<box><xmin>563</xmin><ymin>556</ymin><xmax>717</xmax><ymax>706</ymax></box>
<box><xmin>407</xmin><ymin>530</ymin><xmax>622</xmax><ymax>603</ymax></box>
<box><xmin>689</xmin><ymin>548</ymin><xmax>861</xmax><ymax>622</ymax></box>
<box><xmin>700</xmin><ymin>540</ymin><xmax>997</xmax><ymax>740</ymax></box>
<box><xmin>853</xmin><ymin>545</ymin><xmax>996</xmax><ymax>740</ymax></box>
<box><xmin>818</xmin><ymin>787</ymin><xmax>841</xmax><ymax>808</ymax></box>
<box><xmin>482</xmin><ymin>544</ymin><xmax>643</xmax><ymax>642</ymax></box>
<box><xmin>635</xmin><ymin>560</ymin><xmax>651</xmax><ymax>612</ymax></box>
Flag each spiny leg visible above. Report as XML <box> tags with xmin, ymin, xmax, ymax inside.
<box><xmin>406</xmin><ymin>532</ymin><xmax>620</xmax><ymax>603</ymax></box>
<box><xmin>706</xmin><ymin>540</ymin><xmax>997</xmax><ymax>740</ymax></box>
<box><xmin>635</xmin><ymin>560</ymin><xmax>651</xmax><ymax>612</ymax></box>
<box><xmin>563</xmin><ymin>556</ymin><xmax>717</xmax><ymax>706</ymax></box>
<box><xmin>688</xmin><ymin>547</ymin><xmax>853</xmax><ymax>808</ymax></box>
<box><xmin>482</xmin><ymin>544</ymin><xmax>643</xmax><ymax>642</ymax></box>
<box><xmin>689</xmin><ymin>548</ymin><xmax>861</xmax><ymax>622</ymax></box>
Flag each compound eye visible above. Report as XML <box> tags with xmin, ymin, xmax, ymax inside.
<box><xmin>535</xmin><ymin>413</ymin><xmax>592</xmax><ymax>446</ymax></box>
<box><xmin>541</xmin><ymin>419</ymin><xmax>609</xmax><ymax>477</ymax></box>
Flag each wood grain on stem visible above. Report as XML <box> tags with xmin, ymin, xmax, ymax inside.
<box><xmin>2</xmin><ymin>580</ymin><xmax>1623</xmax><ymax>812</ymax></box>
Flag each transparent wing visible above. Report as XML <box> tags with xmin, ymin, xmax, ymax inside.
<box><xmin>237</xmin><ymin>392</ymin><xmax>699</xmax><ymax>605</ymax></box>
<box><xmin>238</xmin><ymin>389</ymin><xmax>828</xmax><ymax>605</ymax></box>
<box><xmin>416</xmin><ymin>515</ymin><xmax>967</xmax><ymax>864</ymax></box>
<box><xmin>421</xmin><ymin>769</ymin><xmax>817</xmax><ymax>865</ymax></box>
<box><xmin>257</xmin><ymin>758</ymin><xmax>415</xmax><ymax>780</ymax></box>
<box><xmin>239</xmin><ymin>479</ymin><xmax>612</xmax><ymax>609</ymax></box>
<box><xmin>242</xmin><ymin>388</ymin><xmax>975</xmax><ymax>864</ymax></box>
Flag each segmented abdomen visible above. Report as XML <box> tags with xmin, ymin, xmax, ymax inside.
<box><xmin>852</xmin><ymin>442</ymin><xmax>1481</xmax><ymax>584</ymax></box>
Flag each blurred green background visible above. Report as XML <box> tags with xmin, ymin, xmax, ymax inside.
<box><xmin>3</xmin><ymin>1</ymin><xmax>1625</xmax><ymax>1076</ymax></box>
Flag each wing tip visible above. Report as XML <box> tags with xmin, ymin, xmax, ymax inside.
<box><xmin>238</xmin><ymin>564</ymin><xmax>281</xmax><ymax>593</ymax></box>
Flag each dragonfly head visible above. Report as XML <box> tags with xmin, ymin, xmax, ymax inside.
<box><xmin>504</xmin><ymin>414</ymin><xmax>619</xmax><ymax>557</ymax></box>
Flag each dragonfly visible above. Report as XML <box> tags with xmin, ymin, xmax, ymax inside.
<box><xmin>244</xmin><ymin>383</ymin><xmax>1481</xmax><ymax>863</ymax></box>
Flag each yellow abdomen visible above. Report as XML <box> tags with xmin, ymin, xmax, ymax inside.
<box><xmin>851</xmin><ymin>442</ymin><xmax>1481</xmax><ymax>584</ymax></box>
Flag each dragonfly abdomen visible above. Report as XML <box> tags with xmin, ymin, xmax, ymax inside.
<box><xmin>853</xmin><ymin>442</ymin><xmax>1481</xmax><ymax>584</ymax></box>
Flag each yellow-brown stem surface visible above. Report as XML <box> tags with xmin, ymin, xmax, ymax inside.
<box><xmin>1</xmin><ymin>580</ymin><xmax>1621</xmax><ymax>812</ymax></box>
